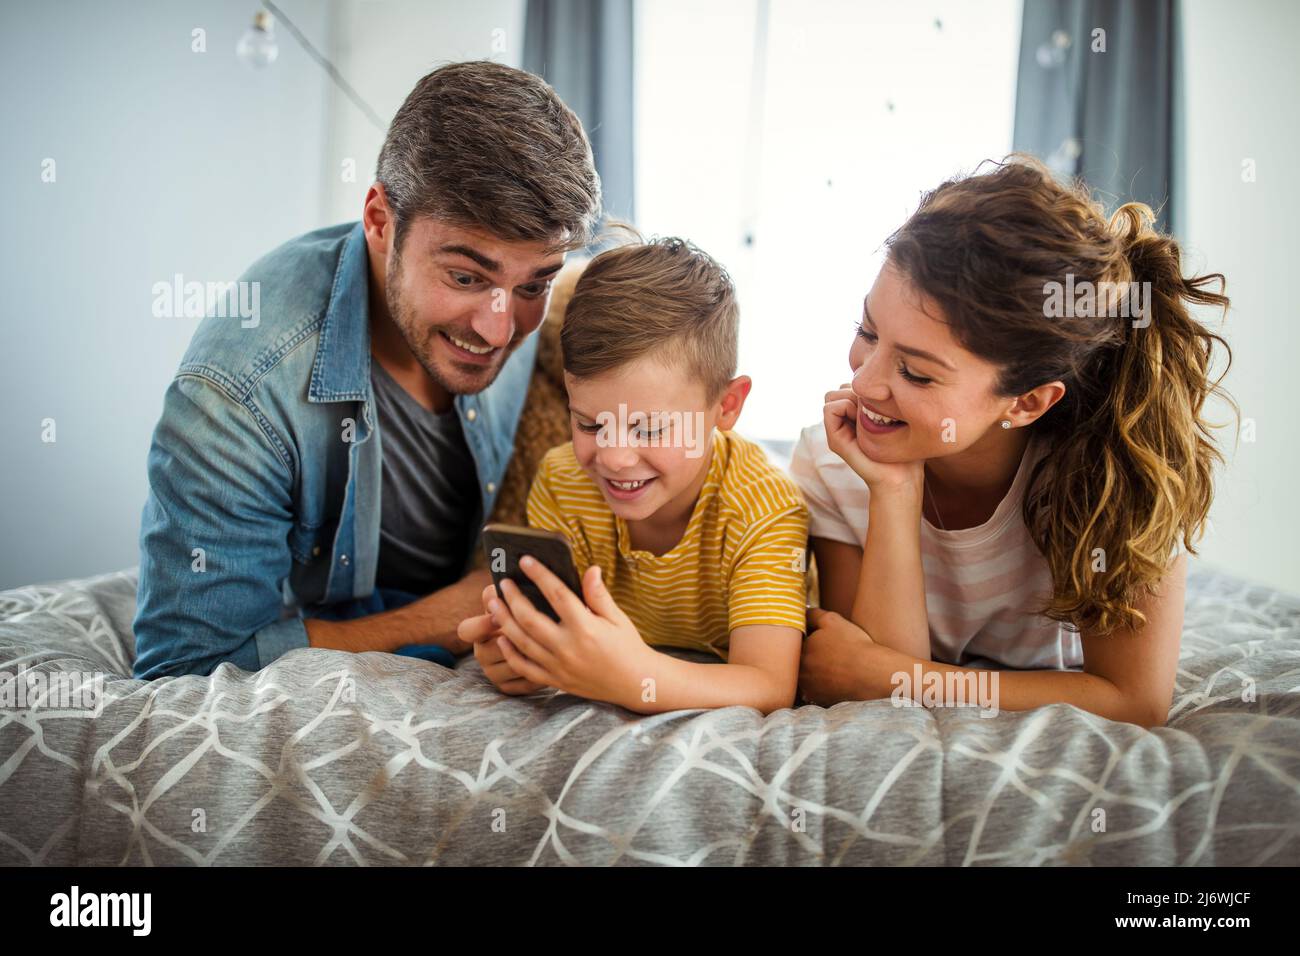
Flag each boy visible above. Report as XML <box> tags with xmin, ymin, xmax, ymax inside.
<box><xmin>457</xmin><ymin>238</ymin><xmax>810</xmax><ymax>714</ymax></box>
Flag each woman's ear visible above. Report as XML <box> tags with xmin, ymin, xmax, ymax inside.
<box><xmin>715</xmin><ymin>375</ymin><xmax>753</xmax><ymax>430</ymax></box>
<box><xmin>1006</xmin><ymin>380</ymin><xmax>1066</xmax><ymax>428</ymax></box>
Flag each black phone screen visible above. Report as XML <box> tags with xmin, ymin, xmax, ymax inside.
<box><xmin>481</xmin><ymin>524</ymin><xmax>583</xmax><ymax>622</ymax></box>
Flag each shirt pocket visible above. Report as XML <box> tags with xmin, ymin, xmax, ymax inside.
<box><xmin>288</xmin><ymin>516</ymin><xmax>337</xmax><ymax>566</ymax></box>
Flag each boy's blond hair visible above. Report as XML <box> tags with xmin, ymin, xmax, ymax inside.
<box><xmin>560</xmin><ymin>237</ymin><xmax>739</xmax><ymax>402</ymax></box>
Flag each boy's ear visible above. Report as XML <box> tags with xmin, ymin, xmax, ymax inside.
<box><xmin>715</xmin><ymin>375</ymin><xmax>753</xmax><ymax>430</ymax></box>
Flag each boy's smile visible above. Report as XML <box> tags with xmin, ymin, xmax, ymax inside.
<box><xmin>564</xmin><ymin>356</ymin><xmax>750</xmax><ymax>551</ymax></box>
<box><xmin>602</xmin><ymin>475</ymin><xmax>658</xmax><ymax>500</ymax></box>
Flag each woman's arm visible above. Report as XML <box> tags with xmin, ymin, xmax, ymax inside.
<box><xmin>811</xmin><ymin>536</ymin><xmax>862</xmax><ymax>618</ymax></box>
<box><xmin>803</xmin><ymin>554</ymin><xmax>1187</xmax><ymax>728</ymax></box>
<box><xmin>809</xmin><ymin>389</ymin><xmax>931</xmax><ymax>660</ymax></box>
<box><xmin>1074</xmin><ymin>552</ymin><xmax>1185</xmax><ymax>726</ymax></box>
<box><xmin>853</xmin><ymin>486</ymin><xmax>931</xmax><ymax>660</ymax></box>
<box><xmin>809</xmin><ymin>489</ymin><xmax>932</xmax><ymax>661</ymax></box>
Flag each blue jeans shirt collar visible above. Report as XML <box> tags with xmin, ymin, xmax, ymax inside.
<box><xmin>311</xmin><ymin>221</ymin><xmax>373</xmax><ymax>403</ymax></box>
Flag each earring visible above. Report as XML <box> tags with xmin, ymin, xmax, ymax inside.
<box><xmin>1000</xmin><ymin>420</ymin><xmax>1012</xmax><ymax>429</ymax></box>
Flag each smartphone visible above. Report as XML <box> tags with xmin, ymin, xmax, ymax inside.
<box><xmin>481</xmin><ymin>523</ymin><xmax>583</xmax><ymax>622</ymax></box>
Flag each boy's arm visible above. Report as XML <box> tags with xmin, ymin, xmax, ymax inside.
<box><xmin>626</xmin><ymin>497</ymin><xmax>808</xmax><ymax>714</ymax></box>
<box><xmin>466</xmin><ymin>455</ymin><xmax>588</xmax><ymax>695</ymax></box>
<box><xmin>491</xmin><ymin>477</ymin><xmax>807</xmax><ymax>715</ymax></box>
<box><xmin>627</xmin><ymin>625</ymin><xmax>802</xmax><ymax>715</ymax></box>
<box><xmin>491</xmin><ymin>562</ymin><xmax>804</xmax><ymax>715</ymax></box>
<box><xmin>726</xmin><ymin>499</ymin><xmax>810</xmax><ymax>632</ymax></box>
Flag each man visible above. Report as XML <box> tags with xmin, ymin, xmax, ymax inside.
<box><xmin>132</xmin><ymin>60</ymin><xmax>602</xmax><ymax>679</ymax></box>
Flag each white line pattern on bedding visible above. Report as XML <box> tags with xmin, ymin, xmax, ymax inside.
<box><xmin>1</xmin><ymin>566</ymin><xmax>1297</xmax><ymax>865</ymax></box>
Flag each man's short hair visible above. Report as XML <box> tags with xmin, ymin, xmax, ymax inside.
<box><xmin>376</xmin><ymin>60</ymin><xmax>602</xmax><ymax>253</ymax></box>
<box><xmin>561</xmin><ymin>237</ymin><xmax>739</xmax><ymax>402</ymax></box>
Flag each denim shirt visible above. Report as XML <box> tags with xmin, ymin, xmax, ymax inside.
<box><xmin>132</xmin><ymin>221</ymin><xmax>537</xmax><ymax>679</ymax></box>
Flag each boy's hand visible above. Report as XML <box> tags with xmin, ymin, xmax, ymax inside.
<box><xmin>488</xmin><ymin>558</ymin><xmax>654</xmax><ymax>710</ymax></box>
<box><xmin>457</xmin><ymin>584</ymin><xmax>547</xmax><ymax>696</ymax></box>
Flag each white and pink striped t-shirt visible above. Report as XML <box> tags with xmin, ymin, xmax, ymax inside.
<box><xmin>789</xmin><ymin>421</ymin><xmax>1082</xmax><ymax>671</ymax></box>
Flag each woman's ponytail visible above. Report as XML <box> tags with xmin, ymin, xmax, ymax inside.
<box><xmin>1031</xmin><ymin>201</ymin><xmax>1233</xmax><ymax>634</ymax></box>
<box><xmin>886</xmin><ymin>157</ymin><xmax>1233</xmax><ymax>636</ymax></box>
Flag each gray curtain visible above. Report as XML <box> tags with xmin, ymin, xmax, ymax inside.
<box><xmin>1012</xmin><ymin>0</ymin><xmax>1176</xmax><ymax>231</ymax></box>
<box><xmin>524</xmin><ymin>0</ymin><xmax>635</xmax><ymax>231</ymax></box>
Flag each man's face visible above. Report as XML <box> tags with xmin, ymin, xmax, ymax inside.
<box><xmin>383</xmin><ymin>216</ymin><xmax>565</xmax><ymax>395</ymax></box>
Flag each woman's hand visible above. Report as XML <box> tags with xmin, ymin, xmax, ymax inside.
<box><xmin>823</xmin><ymin>385</ymin><xmax>924</xmax><ymax>495</ymax></box>
<box><xmin>799</xmin><ymin>606</ymin><xmax>913</xmax><ymax>705</ymax></box>
<box><xmin>488</xmin><ymin>558</ymin><xmax>657</xmax><ymax>710</ymax></box>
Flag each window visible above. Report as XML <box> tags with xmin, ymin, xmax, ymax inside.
<box><xmin>634</xmin><ymin>0</ymin><xmax>1023</xmax><ymax>441</ymax></box>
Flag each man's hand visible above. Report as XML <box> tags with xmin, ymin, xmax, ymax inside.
<box><xmin>457</xmin><ymin>584</ymin><xmax>548</xmax><ymax>696</ymax></box>
<box><xmin>489</xmin><ymin>558</ymin><xmax>654</xmax><ymax>709</ymax></box>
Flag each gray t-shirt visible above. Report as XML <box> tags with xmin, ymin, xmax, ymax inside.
<box><xmin>370</xmin><ymin>358</ymin><xmax>481</xmax><ymax>595</ymax></box>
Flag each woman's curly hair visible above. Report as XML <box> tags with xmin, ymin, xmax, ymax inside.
<box><xmin>885</xmin><ymin>155</ymin><xmax>1234</xmax><ymax>635</ymax></box>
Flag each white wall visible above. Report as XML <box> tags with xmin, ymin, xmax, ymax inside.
<box><xmin>634</xmin><ymin>0</ymin><xmax>1023</xmax><ymax>446</ymax></box>
<box><xmin>3</xmin><ymin>0</ymin><xmax>1293</xmax><ymax>596</ymax></box>
<box><xmin>1179</xmin><ymin>0</ymin><xmax>1300</xmax><ymax>594</ymax></box>
<box><xmin>0</xmin><ymin>0</ymin><xmax>332</xmax><ymax>590</ymax></box>
<box><xmin>322</xmin><ymin>0</ymin><xmax>526</xmax><ymax>226</ymax></box>
<box><xmin>0</xmin><ymin>0</ymin><xmax>524</xmax><ymax>590</ymax></box>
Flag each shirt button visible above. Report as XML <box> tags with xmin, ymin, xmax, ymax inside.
<box><xmin>466</xmin><ymin>408</ymin><xmax>477</xmax><ymax>422</ymax></box>
<box><xmin>339</xmin><ymin>554</ymin><xmax>350</xmax><ymax>566</ymax></box>
<box><xmin>486</xmin><ymin>482</ymin><xmax>496</xmax><ymax>494</ymax></box>
<box><xmin>311</xmin><ymin>545</ymin><xmax>321</xmax><ymax>557</ymax></box>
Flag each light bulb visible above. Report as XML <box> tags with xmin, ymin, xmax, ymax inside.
<box><xmin>1035</xmin><ymin>29</ymin><xmax>1071</xmax><ymax>69</ymax></box>
<box><xmin>237</xmin><ymin>10</ymin><xmax>279</xmax><ymax>68</ymax></box>
<box><xmin>1047</xmin><ymin>136</ymin><xmax>1082</xmax><ymax>175</ymax></box>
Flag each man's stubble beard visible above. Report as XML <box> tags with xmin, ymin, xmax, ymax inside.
<box><xmin>384</xmin><ymin>246</ymin><xmax>513</xmax><ymax>397</ymax></box>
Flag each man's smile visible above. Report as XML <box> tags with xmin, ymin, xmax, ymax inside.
<box><xmin>437</xmin><ymin>329</ymin><xmax>500</xmax><ymax>365</ymax></box>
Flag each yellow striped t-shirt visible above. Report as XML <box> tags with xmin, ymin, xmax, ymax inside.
<box><xmin>525</xmin><ymin>428</ymin><xmax>811</xmax><ymax>661</ymax></box>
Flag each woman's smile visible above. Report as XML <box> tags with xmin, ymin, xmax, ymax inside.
<box><xmin>858</xmin><ymin>402</ymin><xmax>907</xmax><ymax>434</ymax></box>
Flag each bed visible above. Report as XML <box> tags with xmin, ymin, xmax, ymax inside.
<box><xmin>1</xmin><ymin>562</ymin><xmax>1297</xmax><ymax>865</ymax></box>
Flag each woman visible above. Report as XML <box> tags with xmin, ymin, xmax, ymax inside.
<box><xmin>789</xmin><ymin>156</ymin><xmax>1232</xmax><ymax>728</ymax></box>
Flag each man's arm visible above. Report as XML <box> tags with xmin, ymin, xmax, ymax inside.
<box><xmin>134</xmin><ymin>374</ymin><xmax>307</xmax><ymax>679</ymax></box>
<box><xmin>304</xmin><ymin>568</ymin><xmax>490</xmax><ymax>656</ymax></box>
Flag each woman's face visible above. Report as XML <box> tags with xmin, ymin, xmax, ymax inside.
<box><xmin>847</xmin><ymin>262</ymin><xmax>1010</xmax><ymax>463</ymax></box>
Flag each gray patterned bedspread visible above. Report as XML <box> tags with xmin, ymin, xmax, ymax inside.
<box><xmin>1</xmin><ymin>565</ymin><xmax>1297</xmax><ymax>866</ymax></box>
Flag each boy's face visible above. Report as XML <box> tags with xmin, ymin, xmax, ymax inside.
<box><xmin>565</xmin><ymin>356</ymin><xmax>749</xmax><ymax>524</ymax></box>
